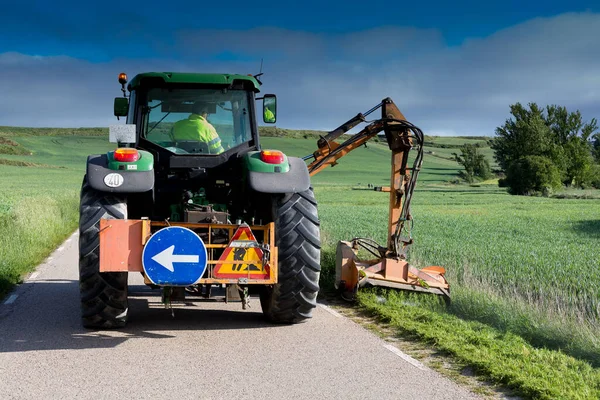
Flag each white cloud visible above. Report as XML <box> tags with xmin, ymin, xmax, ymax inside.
<box><xmin>0</xmin><ymin>12</ymin><xmax>599</xmax><ymax>136</ymax></box>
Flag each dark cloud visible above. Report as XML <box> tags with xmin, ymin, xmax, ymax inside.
<box><xmin>1</xmin><ymin>12</ymin><xmax>599</xmax><ymax>136</ymax></box>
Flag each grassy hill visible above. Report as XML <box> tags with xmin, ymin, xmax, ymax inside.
<box><xmin>1</xmin><ymin>126</ymin><xmax>600</xmax><ymax>398</ymax></box>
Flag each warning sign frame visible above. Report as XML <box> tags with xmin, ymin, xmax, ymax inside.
<box><xmin>213</xmin><ymin>225</ymin><xmax>272</xmax><ymax>279</ymax></box>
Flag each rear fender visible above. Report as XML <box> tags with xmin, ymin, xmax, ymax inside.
<box><xmin>86</xmin><ymin>153</ymin><xmax>154</xmax><ymax>193</ymax></box>
<box><xmin>246</xmin><ymin>154</ymin><xmax>311</xmax><ymax>194</ymax></box>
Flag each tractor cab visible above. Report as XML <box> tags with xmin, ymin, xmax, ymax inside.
<box><xmin>113</xmin><ymin>72</ymin><xmax>277</xmax><ymax>170</ymax></box>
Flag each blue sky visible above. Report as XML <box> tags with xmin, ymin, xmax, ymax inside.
<box><xmin>1</xmin><ymin>1</ymin><xmax>599</xmax><ymax>135</ymax></box>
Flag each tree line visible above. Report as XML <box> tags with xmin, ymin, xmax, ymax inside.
<box><xmin>453</xmin><ymin>102</ymin><xmax>600</xmax><ymax>195</ymax></box>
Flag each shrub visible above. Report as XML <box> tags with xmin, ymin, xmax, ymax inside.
<box><xmin>453</xmin><ymin>144</ymin><xmax>492</xmax><ymax>183</ymax></box>
<box><xmin>588</xmin><ymin>164</ymin><xmax>600</xmax><ymax>189</ymax></box>
<box><xmin>505</xmin><ymin>156</ymin><xmax>562</xmax><ymax>196</ymax></box>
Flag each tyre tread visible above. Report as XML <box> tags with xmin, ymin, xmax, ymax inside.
<box><xmin>78</xmin><ymin>177</ymin><xmax>128</xmax><ymax>328</ymax></box>
<box><xmin>261</xmin><ymin>188</ymin><xmax>321</xmax><ymax>323</ymax></box>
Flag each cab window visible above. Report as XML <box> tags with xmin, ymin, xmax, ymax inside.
<box><xmin>142</xmin><ymin>88</ymin><xmax>252</xmax><ymax>155</ymax></box>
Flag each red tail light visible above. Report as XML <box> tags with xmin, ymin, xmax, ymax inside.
<box><xmin>260</xmin><ymin>150</ymin><xmax>285</xmax><ymax>164</ymax></box>
<box><xmin>114</xmin><ymin>148</ymin><xmax>139</xmax><ymax>162</ymax></box>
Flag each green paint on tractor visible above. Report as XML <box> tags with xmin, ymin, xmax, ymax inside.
<box><xmin>128</xmin><ymin>72</ymin><xmax>261</xmax><ymax>92</ymax></box>
<box><xmin>244</xmin><ymin>151</ymin><xmax>290</xmax><ymax>173</ymax></box>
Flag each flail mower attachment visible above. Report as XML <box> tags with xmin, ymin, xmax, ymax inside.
<box><xmin>335</xmin><ymin>240</ymin><xmax>450</xmax><ymax>301</ymax></box>
<box><xmin>304</xmin><ymin>97</ymin><xmax>451</xmax><ymax>302</ymax></box>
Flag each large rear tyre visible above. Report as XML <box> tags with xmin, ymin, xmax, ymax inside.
<box><xmin>78</xmin><ymin>176</ymin><xmax>128</xmax><ymax>328</ymax></box>
<box><xmin>260</xmin><ymin>188</ymin><xmax>321</xmax><ymax>323</ymax></box>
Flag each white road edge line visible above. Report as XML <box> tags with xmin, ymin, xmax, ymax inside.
<box><xmin>4</xmin><ymin>295</ymin><xmax>18</xmax><ymax>305</ymax></box>
<box><xmin>317</xmin><ymin>302</ymin><xmax>428</xmax><ymax>370</ymax></box>
<box><xmin>317</xmin><ymin>303</ymin><xmax>343</xmax><ymax>318</ymax></box>
<box><xmin>383</xmin><ymin>344</ymin><xmax>428</xmax><ymax>371</ymax></box>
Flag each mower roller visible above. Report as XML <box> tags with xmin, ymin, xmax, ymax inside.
<box><xmin>77</xmin><ymin>71</ymin><xmax>448</xmax><ymax>329</ymax></box>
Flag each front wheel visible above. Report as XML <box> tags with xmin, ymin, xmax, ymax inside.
<box><xmin>78</xmin><ymin>176</ymin><xmax>129</xmax><ymax>328</ymax></box>
<box><xmin>260</xmin><ymin>188</ymin><xmax>321</xmax><ymax>323</ymax></box>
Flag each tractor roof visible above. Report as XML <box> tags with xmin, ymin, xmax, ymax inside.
<box><xmin>128</xmin><ymin>72</ymin><xmax>261</xmax><ymax>92</ymax></box>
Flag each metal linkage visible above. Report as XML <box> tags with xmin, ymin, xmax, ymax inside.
<box><xmin>307</xmin><ymin>98</ymin><xmax>450</xmax><ymax>301</ymax></box>
<box><xmin>305</xmin><ymin>99</ymin><xmax>425</xmax><ymax>259</ymax></box>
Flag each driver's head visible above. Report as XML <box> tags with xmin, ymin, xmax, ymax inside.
<box><xmin>192</xmin><ymin>102</ymin><xmax>210</xmax><ymax>116</ymax></box>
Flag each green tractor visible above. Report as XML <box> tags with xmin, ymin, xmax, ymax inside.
<box><xmin>79</xmin><ymin>72</ymin><xmax>320</xmax><ymax>328</ymax></box>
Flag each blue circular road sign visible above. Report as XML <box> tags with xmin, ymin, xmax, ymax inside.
<box><xmin>142</xmin><ymin>226</ymin><xmax>208</xmax><ymax>286</ymax></box>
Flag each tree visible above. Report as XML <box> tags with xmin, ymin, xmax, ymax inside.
<box><xmin>592</xmin><ymin>133</ymin><xmax>600</xmax><ymax>164</ymax></box>
<box><xmin>504</xmin><ymin>156</ymin><xmax>562</xmax><ymax>196</ymax></box>
<box><xmin>588</xmin><ymin>164</ymin><xmax>600</xmax><ymax>189</ymax></box>
<box><xmin>491</xmin><ymin>103</ymin><xmax>559</xmax><ymax>171</ymax></box>
<box><xmin>491</xmin><ymin>102</ymin><xmax>598</xmax><ymax>194</ymax></box>
<box><xmin>452</xmin><ymin>144</ymin><xmax>491</xmax><ymax>183</ymax></box>
<box><xmin>544</xmin><ymin>105</ymin><xmax>597</xmax><ymax>186</ymax></box>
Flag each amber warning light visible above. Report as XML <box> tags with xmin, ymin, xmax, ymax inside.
<box><xmin>118</xmin><ymin>73</ymin><xmax>128</xmax><ymax>84</ymax></box>
<box><xmin>114</xmin><ymin>148</ymin><xmax>139</xmax><ymax>162</ymax></box>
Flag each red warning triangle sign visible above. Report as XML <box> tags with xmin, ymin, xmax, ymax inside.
<box><xmin>213</xmin><ymin>225</ymin><xmax>270</xmax><ymax>279</ymax></box>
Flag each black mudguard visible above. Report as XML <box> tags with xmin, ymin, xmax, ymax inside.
<box><xmin>248</xmin><ymin>157</ymin><xmax>311</xmax><ymax>194</ymax></box>
<box><xmin>86</xmin><ymin>154</ymin><xmax>154</xmax><ymax>193</ymax></box>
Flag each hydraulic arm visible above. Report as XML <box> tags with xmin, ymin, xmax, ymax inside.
<box><xmin>304</xmin><ymin>98</ymin><xmax>450</xmax><ymax>300</ymax></box>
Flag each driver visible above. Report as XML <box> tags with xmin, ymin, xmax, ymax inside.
<box><xmin>170</xmin><ymin>102</ymin><xmax>225</xmax><ymax>154</ymax></box>
<box><xmin>264</xmin><ymin>105</ymin><xmax>275</xmax><ymax>123</ymax></box>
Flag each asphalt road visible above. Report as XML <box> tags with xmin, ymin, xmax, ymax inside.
<box><xmin>0</xmin><ymin>232</ymin><xmax>481</xmax><ymax>400</ymax></box>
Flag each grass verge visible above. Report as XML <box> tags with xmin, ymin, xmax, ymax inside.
<box><xmin>0</xmin><ymin>194</ymin><xmax>80</xmax><ymax>298</ymax></box>
<box><xmin>358</xmin><ymin>289</ymin><xmax>600</xmax><ymax>400</ymax></box>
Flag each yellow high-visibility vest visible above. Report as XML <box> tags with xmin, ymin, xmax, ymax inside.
<box><xmin>170</xmin><ymin>114</ymin><xmax>224</xmax><ymax>154</ymax></box>
<box><xmin>264</xmin><ymin>107</ymin><xmax>275</xmax><ymax>122</ymax></box>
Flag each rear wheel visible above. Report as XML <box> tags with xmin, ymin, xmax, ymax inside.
<box><xmin>260</xmin><ymin>188</ymin><xmax>321</xmax><ymax>323</ymax></box>
<box><xmin>78</xmin><ymin>176</ymin><xmax>128</xmax><ymax>328</ymax></box>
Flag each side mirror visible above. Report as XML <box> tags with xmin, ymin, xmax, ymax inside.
<box><xmin>114</xmin><ymin>97</ymin><xmax>128</xmax><ymax>117</ymax></box>
<box><xmin>263</xmin><ymin>94</ymin><xmax>276</xmax><ymax>123</ymax></box>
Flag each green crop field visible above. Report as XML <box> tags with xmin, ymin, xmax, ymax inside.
<box><xmin>0</xmin><ymin>131</ymin><xmax>114</xmax><ymax>294</ymax></box>
<box><xmin>1</xmin><ymin>127</ymin><xmax>599</xmax><ymax>398</ymax></box>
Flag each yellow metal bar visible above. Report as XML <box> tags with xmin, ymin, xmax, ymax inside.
<box><xmin>195</xmin><ymin>277</ymin><xmax>276</xmax><ymax>284</ymax></box>
<box><xmin>268</xmin><ymin>222</ymin><xmax>277</xmax><ymax>281</ymax></box>
<box><xmin>207</xmin><ymin>260</ymin><xmax>262</xmax><ymax>265</ymax></box>
<box><xmin>141</xmin><ymin>218</ymin><xmax>151</xmax><ymax>245</ymax></box>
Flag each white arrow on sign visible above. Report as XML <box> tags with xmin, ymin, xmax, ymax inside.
<box><xmin>151</xmin><ymin>245</ymin><xmax>199</xmax><ymax>272</ymax></box>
